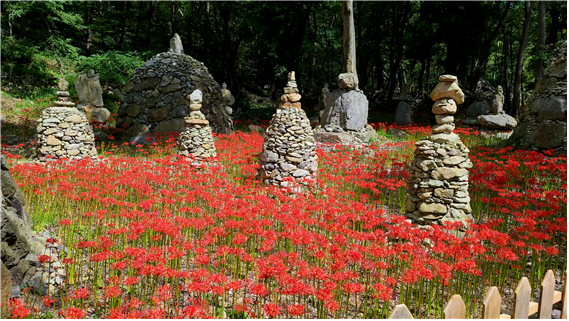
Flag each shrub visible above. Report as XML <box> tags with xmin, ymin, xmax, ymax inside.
<box><xmin>76</xmin><ymin>51</ymin><xmax>145</xmax><ymax>87</ymax></box>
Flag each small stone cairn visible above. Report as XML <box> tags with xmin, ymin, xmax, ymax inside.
<box><xmin>405</xmin><ymin>75</ymin><xmax>474</xmax><ymax>227</ymax></box>
<box><xmin>53</xmin><ymin>78</ymin><xmax>75</xmax><ymax>108</ymax></box>
<box><xmin>34</xmin><ymin>108</ymin><xmax>97</xmax><ymax>162</ymax></box>
<box><xmin>176</xmin><ymin>89</ymin><xmax>217</xmax><ymax>165</ymax></box>
<box><xmin>257</xmin><ymin>72</ymin><xmax>318</xmax><ymax>187</ymax></box>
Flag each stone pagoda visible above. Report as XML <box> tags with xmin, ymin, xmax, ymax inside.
<box><xmin>176</xmin><ymin>89</ymin><xmax>217</xmax><ymax>166</ymax></box>
<box><xmin>257</xmin><ymin>72</ymin><xmax>318</xmax><ymax>187</ymax></box>
<box><xmin>405</xmin><ymin>75</ymin><xmax>474</xmax><ymax>228</ymax></box>
<box><xmin>53</xmin><ymin>78</ymin><xmax>76</xmax><ymax>108</ymax></box>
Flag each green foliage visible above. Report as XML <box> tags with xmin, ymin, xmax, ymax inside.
<box><xmin>76</xmin><ymin>51</ymin><xmax>144</xmax><ymax>86</ymax></box>
<box><xmin>234</xmin><ymin>98</ymin><xmax>275</xmax><ymax>122</ymax></box>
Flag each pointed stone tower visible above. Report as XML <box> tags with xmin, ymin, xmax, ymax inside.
<box><xmin>257</xmin><ymin>72</ymin><xmax>318</xmax><ymax>187</ymax></box>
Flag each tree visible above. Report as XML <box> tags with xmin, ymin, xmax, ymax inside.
<box><xmin>511</xmin><ymin>1</ymin><xmax>532</xmax><ymax>117</ymax></box>
<box><xmin>342</xmin><ymin>0</ymin><xmax>357</xmax><ymax>86</ymax></box>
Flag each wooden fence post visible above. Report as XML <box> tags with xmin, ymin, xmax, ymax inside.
<box><xmin>538</xmin><ymin>270</ymin><xmax>555</xmax><ymax>319</ymax></box>
<box><xmin>483</xmin><ymin>286</ymin><xmax>502</xmax><ymax>319</ymax></box>
<box><xmin>562</xmin><ymin>269</ymin><xmax>567</xmax><ymax>319</ymax></box>
<box><xmin>512</xmin><ymin>277</ymin><xmax>531</xmax><ymax>319</ymax></box>
<box><xmin>444</xmin><ymin>294</ymin><xmax>466</xmax><ymax>319</ymax></box>
<box><xmin>389</xmin><ymin>304</ymin><xmax>414</xmax><ymax>319</ymax></box>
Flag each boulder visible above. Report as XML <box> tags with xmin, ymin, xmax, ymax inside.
<box><xmin>169</xmin><ymin>33</ymin><xmax>184</xmax><ymax>55</ymax></box>
<box><xmin>489</xmin><ymin>91</ymin><xmax>504</xmax><ymax>114</ymax></box>
<box><xmin>77</xmin><ymin>105</ymin><xmax>111</xmax><ymax>123</ymax></box>
<box><xmin>338</xmin><ymin>73</ymin><xmax>358</xmax><ymax>90</ymax></box>
<box><xmin>320</xmin><ymin>89</ymin><xmax>368</xmax><ymax>131</ymax></box>
<box><xmin>314</xmin><ymin>132</ymin><xmax>358</xmax><ymax>144</ymax></box>
<box><xmin>395</xmin><ymin>101</ymin><xmax>413</xmax><ymax>125</ymax></box>
<box><xmin>75</xmin><ymin>70</ymin><xmax>104</xmax><ymax>107</ymax></box>
<box><xmin>530</xmin><ymin>96</ymin><xmax>567</xmax><ymax>121</ymax></box>
<box><xmin>467</xmin><ymin>101</ymin><xmax>490</xmax><ymax>118</ymax></box>
<box><xmin>478</xmin><ymin>114</ymin><xmax>517</xmax><ymax>129</ymax></box>
<box><xmin>531</xmin><ymin>123</ymin><xmax>566</xmax><ymax>149</ymax></box>
<box><xmin>1</xmin><ymin>262</ymin><xmax>11</xmax><ymax>307</ymax></box>
<box><xmin>221</xmin><ymin>83</ymin><xmax>235</xmax><ymax>106</ymax></box>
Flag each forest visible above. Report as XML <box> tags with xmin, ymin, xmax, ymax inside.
<box><xmin>1</xmin><ymin>1</ymin><xmax>566</xmax><ymax>116</ymax></box>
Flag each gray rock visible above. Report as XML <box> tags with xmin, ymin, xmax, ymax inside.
<box><xmin>530</xmin><ymin>96</ymin><xmax>567</xmax><ymax>121</ymax></box>
<box><xmin>467</xmin><ymin>101</ymin><xmax>490</xmax><ymax>118</ymax></box>
<box><xmin>259</xmin><ymin>150</ymin><xmax>279</xmax><ymax>163</ymax></box>
<box><xmin>128</xmin><ymin>134</ymin><xmax>156</xmax><ymax>145</ymax></box>
<box><xmin>531</xmin><ymin>123</ymin><xmax>567</xmax><ymax>149</ymax></box>
<box><xmin>478</xmin><ymin>114</ymin><xmax>517</xmax><ymax>129</ymax></box>
<box><xmin>153</xmin><ymin>119</ymin><xmax>185</xmax><ymax>134</ymax></box>
<box><xmin>75</xmin><ymin>70</ymin><xmax>104</xmax><ymax>107</ymax></box>
<box><xmin>169</xmin><ymin>33</ymin><xmax>184</xmax><ymax>55</ymax></box>
<box><xmin>321</xmin><ymin>89</ymin><xmax>369</xmax><ymax>131</ymax></box>
<box><xmin>292</xmin><ymin>169</ymin><xmax>310</xmax><ymax>177</ymax></box>
<box><xmin>314</xmin><ymin>132</ymin><xmax>357</xmax><ymax>144</ymax></box>
<box><xmin>10</xmin><ymin>285</ymin><xmax>20</xmax><ymax>297</ymax></box>
<box><xmin>395</xmin><ymin>101</ymin><xmax>413</xmax><ymax>125</ymax></box>
<box><xmin>338</xmin><ymin>73</ymin><xmax>358</xmax><ymax>90</ymax></box>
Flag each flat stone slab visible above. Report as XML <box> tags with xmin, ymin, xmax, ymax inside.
<box><xmin>54</xmin><ymin>101</ymin><xmax>76</xmax><ymax>106</ymax></box>
<box><xmin>185</xmin><ymin>119</ymin><xmax>209</xmax><ymax>125</ymax></box>
<box><xmin>314</xmin><ymin>131</ymin><xmax>358</xmax><ymax>144</ymax></box>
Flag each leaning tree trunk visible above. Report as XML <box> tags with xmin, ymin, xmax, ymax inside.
<box><xmin>502</xmin><ymin>26</ymin><xmax>512</xmax><ymax>112</ymax></box>
<box><xmin>342</xmin><ymin>0</ymin><xmax>358</xmax><ymax>88</ymax></box>
<box><xmin>511</xmin><ymin>1</ymin><xmax>532</xmax><ymax>117</ymax></box>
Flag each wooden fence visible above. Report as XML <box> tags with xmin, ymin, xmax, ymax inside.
<box><xmin>389</xmin><ymin>269</ymin><xmax>567</xmax><ymax>319</ymax></box>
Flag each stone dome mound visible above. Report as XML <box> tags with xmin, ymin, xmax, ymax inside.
<box><xmin>116</xmin><ymin>52</ymin><xmax>233</xmax><ymax>137</ymax></box>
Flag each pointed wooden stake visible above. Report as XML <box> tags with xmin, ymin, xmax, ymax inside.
<box><xmin>389</xmin><ymin>304</ymin><xmax>414</xmax><ymax>319</ymax></box>
<box><xmin>444</xmin><ymin>294</ymin><xmax>466</xmax><ymax>319</ymax></box>
<box><xmin>483</xmin><ymin>286</ymin><xmax>502</xmax><ymax>319</ymax></box>
<box><xmin>538</xmin><ymin>270</ymin><xmax>555</xmax><ymax>319</ymax></box>
<box><xmin>512</xmin><ymin>277</ymin><xmax>531</xmax><ymax>319</ymax></box>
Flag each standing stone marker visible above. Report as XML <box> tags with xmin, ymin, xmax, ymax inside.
<box><xmin>176</xmin><ymin>89</ymin><xmax>217</xmax><ymax>166</ymax></box>
<box><xmin>75</xmin><ymin>69</ymin><xmax>104</xmax><ymax>107</ymax></box>
<box><xmin>404</xmin><ymin>75</ymin><xmax>473</xmax><ymax>228</ymax></box>
<box><xmin>257</xmin><ymin>72</ymin><xmax>318</xmax><ymax>188</ymax></box>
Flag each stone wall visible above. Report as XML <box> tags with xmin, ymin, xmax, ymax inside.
<box><xmin>34</xmin><ymin>107</ymin><xmax>98</xmax><ymax>163</ymax></box>
<box><xmin>511</xmin><ymin>41</ymin><xmax>567</xmax><ymax>155</ymax></box>
<box><xmin>116</xmin><ymin>52</ymin><xmax>233</xmax><ymax>137</ymax></box>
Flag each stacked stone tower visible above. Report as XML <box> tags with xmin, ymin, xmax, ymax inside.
<box><xmin>257</xmin><ymin>72</ymin><xmax>318</xmax><ymax>187</ymax></box>
<box><xmin>35</xmin><ymin>108</ymin><xmax>97</xmax><ymax>162</ymax></box>
<box><xmin>176</xmin><ymin>89</ymin><xmax>217</xmax><ymax>166</ymax></box>
<box><xmin>53</xmin><ymin>78</ymin><xmax>76</xmax><ymax>108</ymax></box>
<box><xmin>405</xmin><ymin>75</ymin><xmax>473</xmax><ymax>227</ymax></box>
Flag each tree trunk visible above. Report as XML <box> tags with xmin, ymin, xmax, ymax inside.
<box><xmin>546</xmin><ymin>5</ymin><xmax>560</xmax><ymax>45</ymax></box>
<box><xmin>511</xmin><ymin>1</ymin><xmax>532</xmax><ymax>117</ymax></box>
<box><xmin>534</xmin><ymin>1</ymin><xmax>546</xmax><ymax>89</ymax></box>
<box><xmin>502</xmin><ymin>26</ymin><xmax>511</xmax><ymax>112</ymax></box>
<box><xmin>118</xmin><ymin>2</ymin><xmax>128</xmax><ymax>50</ymax></box>
<box><xmin>171</xmin><ymin>2</ymin><xmax>176</xmax><ymax>37</ymax></box>
<box><xmin>387</xmin><ymin>1</ymin><xmax>411</xmax><ymax>99</ymax></box>
<box><xmin>418</xmin><ymin>58</ymin><xmax>426</xmax><ymax>93</ymax></box>
<box><xmin>145</xmin><ymin>1</ymin><xmax>155</xmax><ymax>48</ymax></box>
<box><xmin>85</xmin><ymin>1</ymin><xmax>92</xmax><ymax>54</ymax></box>
<box><xmin>342</xmin><ymin>0</ymin><xmax>358</xmax><ymax>87</ymax></box>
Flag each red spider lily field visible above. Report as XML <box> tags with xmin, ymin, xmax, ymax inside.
<box><xmin>1</xmin><ymin>122</ymin><xmax>567</xmax><ymax>319</ymax></box>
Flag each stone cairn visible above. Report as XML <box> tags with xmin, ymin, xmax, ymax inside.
<box><xmin>34</xmin><ymin>108</ymin><xmax>97</xmax><ymax>163</ymax></box>
<box><xmin>53</xmin><ymin>78</ymin><xmax>75</xmax><ymax>108</ymax></box>
<box><xmin>405</xmin><ymin>75</ymin><xmax>474</xmax><ymax>227</ymax></box>
<box><xmin>176</xmin><ymin>89</ymin><xmax>217</xmax><ymax>165</ymax></box>
<box><xmin>257</xmin><ymin>72</ymin><xmax>318</xmax><ymax>187</ymax></box>
<box><xmin>511</xmin><ymin>41</ymin><xmax>567</xmax><ymax>155</ymax></box>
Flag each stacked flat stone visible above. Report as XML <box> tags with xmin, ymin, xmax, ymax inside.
<box><xmin>176</xmin><ymin>89</ymin><xmax>217</xmax><ymax>165</ymax></box>
<box><xmin>405</xmin><ymin>75</ymin><xmax>473</xmax><ymax>227</ymax></box>
<box><xmin>53</xmin><ymin>78</ymin><xmax>75</xmax><ymax>108</ymax></box>
<box><xmin>34</xmin><ymin>108</ymin><xmax>97</xmax><ymax>162</ymax></box>
<box><xmin>258</xmin><ymin>72</ymin><xmax>318</xmax><ymax>187</ymax></box>
<box><xmin>511</xmin><ymin>41</ymin><xmax>567</xmax><ymax>155</ymax></box>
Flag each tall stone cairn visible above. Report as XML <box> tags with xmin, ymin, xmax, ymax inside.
<box><xmin>257</xmin><ymin>72</ymin><xmax>318</xmax><ymax>187</ymax></box>
<box><xmin>176</xmin><ymin>89</ymin><xmax>217</xmax><ymax>166</ymax></box>
<box><xmin>53</xmin><ymin>78</ymin><xmax>75</xmax><ymax>108</ymax></box>
<box><xmin>405</xmin><ymin>75</ymin><xmax>474</xmax><ymax>227</ymax></box>
<box><xmin>34</xmin><ymin>108</ymin><xmax>97</xmax><ymax>163</ymax></box>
